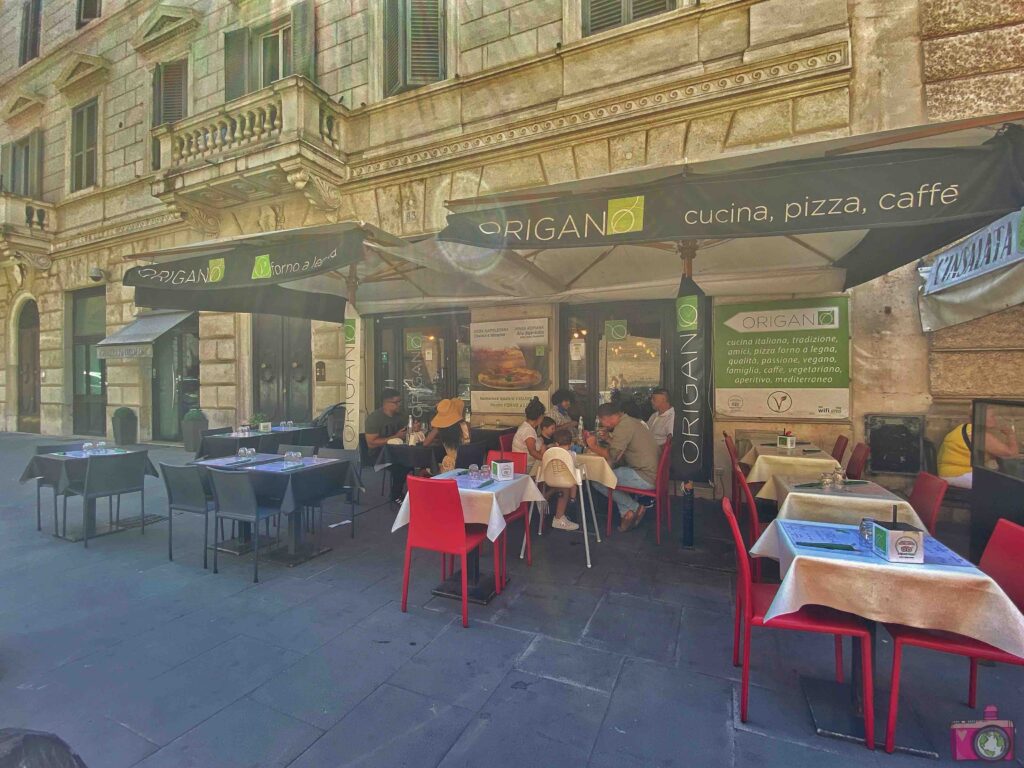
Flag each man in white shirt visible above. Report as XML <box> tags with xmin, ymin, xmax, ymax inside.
<box><xmin>646</xmin><ymin>388</ymin><xmax>675</xmax><ymax>447</ymax></box>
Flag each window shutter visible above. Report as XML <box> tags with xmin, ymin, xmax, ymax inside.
<box><xmin>19</xmin><ymin>2</ymin><xmax>30</xmax><ymax>65</ymax></box>
<box><xmin>0</xmin><ymin>143</ymin><xmax>11</xmax><ymax>194</ymax></box>
<box><xmin>151</xmin><ymin>63</ymin><xmax>163</xmax><ymax>127</ymax></box>
<box><xmin>85</xmin><ymin>101</ymin><xmax>97</xmax><ymax>188</ymax></box>
<box><xmin>382</xmin><ymin>0</ymin><xmax>403</xmax><ymax>97</ymax></box>
<box><xmin>27</xmin><ymin>0</ymin><xmax>41</xmax><ymax>61</ymax></box>
<box><xmin>224</xmin><ymin>28</ymin><xmax>250</xmax><ymax>101</ymax></box>
<box><xmin>585</xmin><ymin>0</ymin><xmax>624</xmax><ymax>35</ymax></box>
<box><xmin>77</xmin><ymin>0</ymin><xmax>102</xmax><ymax>28</ymax></box>
<box><xmin>630</xmin><ymin>0</ymin><xmax>673</xmax><ymax>22</ymax></box>
<box><xmin>290</xmin><ymin>0</ymin><xmax>316</xmax><ymax>82</ymax></box>
<box><xmin>406</xmin><ymin>0</ymin><xmax>444</xmax><ymax>87</ymax></box>
<box><xmin>162</xmin><ymin>60</ymin><xmax>188</xmax><ymax>123</ymax></box>
<box><xmin>27</xmin><ymin>129</ymin><xmax>43</xmax><ymax>199</ymax></box>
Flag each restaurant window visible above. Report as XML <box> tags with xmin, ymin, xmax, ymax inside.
<box><xmin>70</xmin><ymin>99</ymin><xmax>98</xmax><ymax>192</ymax></box>
<box><xmin>584</xmin><ymin>0</ymin><xmax>675</xmax><ymax>36</ymax></box>
<box><xmin>0</xmin><ymin>129</ymin><xmax>43</xmax><ymax>198</ymax></box>
<box><xmin>382</xmin><ymin>0</ymin><xmax>446</xmax><ymax>98</ymax></box>
<box><xmin>151</xmin><ymin>59</ymin><xmax>188</xmax><ymax>170</ymax></box>
<box><xmin>77</xmin><ymin>0</ymin><xmax>101</xmax><ymax>28</ymax></box>
<box><xmin>72</xmin><ymin>287</ymin><xmax>107</xmax><ymax>436</ymax></box>
<box><xmin>18</xmin><ymin>0</ymin><xmax>41</xmax><ymax>66</ymax></box>
<box><xmin>223</xmin><ymin>0</ymin><xmax>315</xmax><ymax>101</ymax></box>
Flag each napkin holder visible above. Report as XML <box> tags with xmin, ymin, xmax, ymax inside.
<box><xmin>776</xmin><ymin>435</ymin><xmax>796</xmax><ymax>449</ymax></box>
<box><xmin>490</xmin><ymin>460</ymin><xmax>514</xmax><ymax>481</ymax></box>
<box><xmin>259</xmin><ymin>421</ymin><xmax>272</xmax><ymax>433</ymax></box>
<box><xmin>871</xmin><ymin>520</ymin><xmax>924</xmax><ymax>564</ymax></box>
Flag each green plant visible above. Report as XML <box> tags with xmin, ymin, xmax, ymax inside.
<box><xmin>113</xmin><ymin>406</ymin><xmax>135</xmax><ymax>418</ymax></box>
<box><xmin>183</xmin><ymin>409</ymin><xmax>207</xmax><ymax>422</ymax></box>
<box><xmin>248</xmin><ymin>412</ymin><xmax>270</xmax><ymax>427</ymax></box>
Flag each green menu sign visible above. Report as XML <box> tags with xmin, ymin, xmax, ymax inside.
<box><xmin>714</xmin><ymin>296</ymin><xmax>850</xmax><ymax>419</ymax></box>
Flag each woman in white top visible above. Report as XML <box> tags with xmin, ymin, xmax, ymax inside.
<box><xmin>512</xmin><ymin>397</ymin><xmax>549</xmax><ymax>473</ymax></box>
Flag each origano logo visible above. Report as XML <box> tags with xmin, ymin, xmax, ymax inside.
<box><xmin>817</xmin><ymin>310</ymin><xmax>836</xmax><ymax>326</ymax></box>
<box><xmin>607</xmin><ymin>196</ymin><xmax>645</xmax><ymax>235</ymax></box>
<box><xmin>208</xmin><ymin>258</ymin><xmax>225</xmax><ymax>283</ymax></box>
<box><xmin>676</xmin><ymin>296</ymin><xmax>699</xmax><ymax>332</ymax></box>
<box><xmin>251</xmin><ymin>254</ymin><xmax>272</xmax><ymax>280</ymax></box>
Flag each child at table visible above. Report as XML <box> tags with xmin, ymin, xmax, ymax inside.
<box><xmin>542</xmin><ymin>428</ymin><xmax>579</xmax><ymax>532</ymax></box>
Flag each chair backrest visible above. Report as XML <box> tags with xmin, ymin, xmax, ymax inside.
<box><xmin>358</xmin><ymin>433</ymin><xmax>374</xmax><ymax>464</ymax></box>
<box><xmin>83</xmin><ymin>452</ymin><xmax>148</xmax><ymax>498</ymax></box>
<box><xmin>831</xmin><ymin>434</ymin><xmax>849</xmax><ymax>463</ymax></box>
<box><xmin>539</xmin><ymin>447</ymin><xmax>580</xmax><ymax>489</ymax></box>
<box><xmin>277</xmin><ymin>444</ymin><xmax>315</xmax><ymax>457</ymax></box>
<box><xmin>455</xmin><ymin>440</ymin><xmax>488</xmax><ymax>469</ymax></box>
<box><xmin>907</xmin><ymin>471</ymin><xmax>948</xmax><ymax>535</ymax></box>
<box><xmin>201</xmin><ymin>426</ymin><xmax>232</xmax><ymax>437</ymax></box>
<box><xmin>979</xmin><ymin>519</ymin><xmax>1024</xmax><ymax>611</ymax></box>
<box><xmin>405</xmin><ymin>475</ymin><xmax>468</xmax><ymax>550</ymax></box>
<box><xmin>721</xmin><ymin>497</ymin><xmax>753</xmax><ymax>620</ymax></box>
<box><xmin>655</xmin><ymin>437</ymin><xmax>673</xmax><ymax>491</ymax></box>
<box><xmin>208</xmin><ymin>468</ymin><xmax>258</xmax><ymax>518</ymax></box>
<box><xmin>734</xmin><ymin>461</ymin><xmax>763</xmax><ymax>550</ymax></box>
<box><xmin>723</xmin><ymin>432</ymin><xmax>738</xmax><ymax>466</ymax></box>
<box><xmin>316</xmin><ymin>447</ymin><xmax>358</xmax><ymax>463</ymax></box>
<box><xmin>160</xmin><ymin>463</ymin><xmax>209</xmax><ymax>513</ymax></box>
<box><xmin>257</xmin><ymin>433</ymin><xmax>281</xmax><ymax>454</ymax></box>
<box><xmin>922</xmin><ymin>438</ymin><xmax>938</xmax><ymax>475</ymax></box>
<box><xmin>499</xmin><ymin>433</ymin><xmax>515</xmax><ymax>452</ymax></box>
<box><xmin>297</xmin><ymin>425</ymin><xmax>329</xmax><ymax>448</ymax></box>
<box><xmin>485</xmin><ymin>450</ymin><xmax>527</xmax><ymax>474</ymax></box>
<box><xmin>846</xmin><ymin>442</ymin><xmax>870</xmax><ymax>479</ymax></box>
<box><xmin>35</xmin><ymin>442</ymin><xmax>85</xmax><ymax>455</ymax></box>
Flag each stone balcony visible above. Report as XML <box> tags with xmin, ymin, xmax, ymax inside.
<box><xmin>0</xmin><ymin>192</ymin><xmax>56</xmax><ymax>270</ymax></box>
<box><xmin>150</xmin><ymin>75</ymin><xmax>349</xmax><ymax>211</ymax></box>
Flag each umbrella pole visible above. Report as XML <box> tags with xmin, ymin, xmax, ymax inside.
<box><xmin>676</xmin><ymin>241</ymin><xmax>697</xmax><ymax>548</ymax></box>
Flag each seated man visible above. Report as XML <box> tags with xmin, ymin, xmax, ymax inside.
<box><xmin>365</xmin><ymin>388</ymin><xmax>407</xmax><ymax>501</ymax></box>
<box><xmin>585</xmin><ymin>401</ymin><xmax>659</xmax><ymax>532</ymax></box>
<box><xmin>646</xmin><ymin>387</ymin><xmax>675</xmax><ymax>448</ymax></box>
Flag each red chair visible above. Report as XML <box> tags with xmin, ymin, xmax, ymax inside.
<box><xmin>883</xmin><ymin>519</ymin><xmax>1024</xmax><ymax>753</ymax></box>
<box><xmin>498</xmin><ymin>433</ymin><xmax>514</xmax><ymax>453</ymax></box>
<box><xmin>734</xmin><ymin>463</ymin><xmax>766</xmax><ymax>582</ymax></box>
<box><xmin>846</xmin><ymin>442</ymin><xmax>870</xmax><ymax>480</ymax></box>
<box><xmin>724</xmin><ymin>432</ymin><xmax>741</xmax><ymax>513</ymax></box>
<box><xmin>906</xmin><ymin>472</ymin><xmax>948</xmax><ymax>535</ymax></box>
<box><xmin>605</xmin><ymin>438</ymin><xmax>672</xmax><ymax>543</ymax></box>
<box><xmin>401</xmin><ymin>476</ymin><xmax>489</xmax><ymax>627</ymax></box>
<box><xmin>722</xmin><ymin>498</ymin><xmax>875</xmax><ymax>747</ymax></box>
<box><xmin>831</xmin><ymin>435</ymin><xmax>849</xmax><ymax>463</ymax></box>
<box><xmin>486</xmin><ymin>449</ymin><xmax>531</xmax><ymax>584</ymax></box>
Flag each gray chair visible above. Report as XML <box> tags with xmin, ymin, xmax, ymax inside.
<box><xmin>209</xmin><ymin>468</ymin><xmax>286</xmax><ymax>583</ymax></box>
<box><xmin>32</xmin><ymin>443</ymin><xmax>84</xmax><ymax>533</ymax></box>
<box><xmin>62</xmin><ymin>452</ymin><xmax>148</xmax><ymax>548</ymax></box>
<box><xmin>312</xmin><ymin>447</ymin><xmax>360</xmax><ymax>537</ymax></box>
<box><xmin>297</xmin><ymin>426</ymin><xmax>329</xmax><ymax>448</ymax></box>
<box><xmin>161</xmin><ymin>463</ymin><xmax>215</xmax><ymax>569</ymax></box>
<box><xmin>276</xmin><ymin>444</ymin><xmax>315</xmax><ymax>457</ymax></box>
<box><xmin>256</xmin><ymin>433</ymin><xmax>281</xmax><ymax>454</ymax></box>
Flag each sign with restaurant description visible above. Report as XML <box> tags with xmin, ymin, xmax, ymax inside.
<box><xmin>714</xmin><ymin>297</ymin><xmax>850</xmax><ymax>420</ymax></box>
<box><xmin>470</xmin><ymin>318</ymin><xmax>549</xmax><ymax>412</ymax></box>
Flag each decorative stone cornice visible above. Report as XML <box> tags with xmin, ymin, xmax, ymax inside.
<box><xmin>54</xmin><ymin>54</ymin><xmax>110</xmax><ymax>95</ymax></box>
<box><xmin>131</xmin><ymin>4</ymin><xmax>201</xmax><ymax>56</ymax></box>
<box><xmin>52</xmin><ymin>211</ymin><xmax>184</xmax><ymax>252</ymax></box>
<box><xmin>176</xmin><ymin>200</ymin><xmax>220</xmax><ymax>237</ymax></box>
<box><xmin>288</xmin><ymin>168</ymin><xmax>351</xmax><ymax>222</ymax></box>
<box><xmin>350</xmin><ymin>42</ymin><xmax>850</xmax><ymax>180</ymax></box>
<box><xmin>3</xmin><ymin>91</ymin><xmax>43</xmax><ymax>122</ymax></box>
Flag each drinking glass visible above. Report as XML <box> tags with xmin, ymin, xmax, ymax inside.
<box><xmin>820</xmin><ymin>472</ymin><xmax>834</xmax><ymax>489</ymax></box>
<box><xmin>96</xmin><ymin>441</ymin><xmax>107</xmax><ymax>453</ymax></box>
<box><xmin>833</xmin><ymin>468</ymin><xmax>847</xmax><ymax>488</ymax></box>
<box><xmin>237</xmin><ymin>448</ymin><xmax>247</xmax><ymax>458</ymax></box>
<box><xmin>246</xmin><ymin>447</ymin><xmax>256</xmax><ymax>457</ymax></box>
<box><xmin>859</xmin><ymin>518</ymin><xmax>874</xmax><ymax>550</ymax></box>
<box><xmin>83</xmin><ymin>442</ymin><xmax>94</xmax><ymax>454</ymax></box>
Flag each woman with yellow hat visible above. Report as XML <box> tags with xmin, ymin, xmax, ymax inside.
<box><xmin>423</xmin><ymin>398</ymin><xmax>471</xmax><ymax>473</ymax></box>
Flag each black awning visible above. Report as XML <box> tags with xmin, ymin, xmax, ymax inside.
<box><xmin>96</xmin><ymin>311</ymin><xmax>194</xmax><ymax>359</ymax></box>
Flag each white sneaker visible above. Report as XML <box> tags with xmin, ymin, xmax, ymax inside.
<box><xmin>552</xmin><ymin>516</ymin><xmax>580</xmax><ymax>531</ymax></box>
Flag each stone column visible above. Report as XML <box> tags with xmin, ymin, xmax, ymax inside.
<box><xmin>198</xmin><ymin>311</ymin><xmax>239</xmax><ymax>429</ymax></box>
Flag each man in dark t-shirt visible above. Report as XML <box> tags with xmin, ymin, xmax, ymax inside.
<box><xmin>365</xmin><ymin>388</ymin><xmax>407</xmax><ymax>501</ymax></box>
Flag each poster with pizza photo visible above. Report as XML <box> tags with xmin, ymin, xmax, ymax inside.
<box><xmin>470</xmin><ymin>318</ymin><xmax>550</xmax><ymax>412</ymax></box>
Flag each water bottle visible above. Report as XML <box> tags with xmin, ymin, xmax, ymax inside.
<box><xmin>465</xmin><ymin>405</ymin><xmax>472</xmax><ymax>424</ymax></box>
<box><xmin>407</xmin><ymin>416</ymin><xmax>414</xmax><ymax>445</ymax></box>
<box><xmin>577</xmin><ymin>416</ymin><xmax>584</xmax><ymax>441</ymax></box>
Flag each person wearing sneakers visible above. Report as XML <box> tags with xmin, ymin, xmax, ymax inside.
<box><xmin>585</xmin><ymin>400</ymin><xmax>658</xmax><ymax>532</ymax></box>
<box><xmin>544</xmin><ymin>428</ymin><xmax>580</xmax><ymax>531</ymax></box>
<box><xmin>512</xmin><ymin>398</ymin><xmax>551</xmax><ymax>474</ymax></box>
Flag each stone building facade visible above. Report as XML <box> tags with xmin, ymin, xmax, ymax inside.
<box><xmin>0</xmin><ymin>0</ymin><xmax>1019</xmax><ymax>473</ymax></box>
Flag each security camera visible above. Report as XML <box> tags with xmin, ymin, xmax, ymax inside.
<box><xmin>88</xmin><ymin>267</ymin><xmax>107</xmax><ymax>283</ymax></box>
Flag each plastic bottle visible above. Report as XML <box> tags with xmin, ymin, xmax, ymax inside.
<box><xmin>407</xmin><ymin>416</ymin><xmax>414</xmax><ymax>446</ymax></box>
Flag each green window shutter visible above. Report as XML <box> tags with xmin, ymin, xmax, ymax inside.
<box><xmin>224</xmin><ymin>27</ymin><xmax>250</xmax><ymax>101</ymax></box>
<box><xmin>290</xmin><ymin>0</ymin><xmax>316</xmax><ymax>82</ymax></box>
<box><xmin>85</xmin><ymin>100</ymin><xmax>97</xmax><ymax>188</ymax></box>
<box><xmin>27</xmin><ymin>0</ymin><xmax>41</xmax><ymax>60</ymax></box>
<box><xmin>382</xmin><ymin>0</ymin><xmax>403</xmax><ymax>97</ymax></box>
<box><xmin>585</xmin><ymin>0</ymin><xmax>624</xmax><ymax>35</ymax></box>
<box><xmin>162</xmin><ymin>59</ymin><xmax>188</xmax><ymax>123</ymax></box>
<box><xmin>151</xmin><ymin>63</ymin><xmax>163</xmax><ymax>127</ymax></box>
<box><xmin>630</xmin><ymin>0</ymin><xmax>674</xmax><ymax>22</ymax></box>
<box><xmin>18</xmin><ymin>2</ymin><xmax>30</xmax><ymax>65</ymax></box>
<box><xmin>27</xmin><ymin>128</ymin><xmax>43</xmax><ymax>199</ymax></box>
<box><xmin>0</xmin><ymin>143</ymin><xmax>11</xmax><ymax>194</ymax></box>
<box><xmin>406</xmin><ymin>0</ymin><xmax>444</xmax><ymax>87</ymax></box>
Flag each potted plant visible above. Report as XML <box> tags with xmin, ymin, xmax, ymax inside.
<box><xmin>247</xmin><ymin>413</ymin><xmax>270</xmax><ymax>430</ymax></box>
<box><xmin>111</xmin><ymin>406</ymin><xmax>138</xmax><ymax>446</ymax></box>
<box><xmin>182</xmin><ymin>408</ymin><xmax>208</xmax><ymax>452</ymax></box>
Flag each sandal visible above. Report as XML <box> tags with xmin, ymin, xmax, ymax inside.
<box><xmin>618</xmin><ymin>508</ymin><xmax>637</xmax><ymax>532</ymax></box>
<box><xmin>633</xmin><ymin>505</ymin><xmax>648</xmax><ymax>528</ymax></box>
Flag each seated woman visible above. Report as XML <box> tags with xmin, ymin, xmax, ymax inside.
<box><xmin>542</xmin><ymin>428</ymin><xmax>579</xmax><ymax>532</ymax></box>
<box><xmin>512</xmin><ymin>398</ymin><xmax>554</xmax><ymax>473</ymax></box>
<box><xmin>938</xmin><ymin>413</ymin><xmax>1018</xmax><ymax>489</ymax></box>
<box><xmin>423</xmin><ymin>398</ymin><xmax>471</xmax><ymax>473</ymax></box>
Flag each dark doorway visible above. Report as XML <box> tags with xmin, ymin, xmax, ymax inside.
<box><xmin>72</xmin><ymin>287</ymin><xmax>107</xmax><ymax>436</ymax></box>
<box><xmin>374</xmin><ymin>311</ymin><xmax>471</xmax><ymax>421</ymax></box>
<box><xmin>16</xmin><ymin>299</ymin><xmax>40</xmax><ymax>433</ymax></box>
<box><xmin>152</xmin><ymin>315</ymin><xmax>200</xmax><ymax>442</ymax></box>
<box><xmin>252</xmin><ymin>314</ymin><xmax>312</xmax><ymax>423</ymax></box>
<box><xmin>560</xmin><ymin>301</ymin><xmax>675</xmax><ymax>427</ymax></box>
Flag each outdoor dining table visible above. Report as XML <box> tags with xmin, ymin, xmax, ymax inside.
<box><xmin>392</xmin><ymin>469</ymin><xmax>545</xmax><ymax>604</ymax></box>
<box><xmin>740</xmin><ymin>442</ymin><xmax>840</xmax><ymax>501</ymax></box>
<box><xmin>19</xmin><ymin>449</ymin><xmax>160</xmax><ymax>541</ymax></box>
<box><xmin>752</xmin><ymin>519</ymin><xmax>1024</xmax><ymax>754</ymax></box>
<box><xmin>773</xmin><ymin>475</ymin><xmax>923</xmax><ymax>528</ymax></box>
<box><xmin>374</xmin><ymin>442</ymin><xmax>444</xmax><ymax>475</ymax></box>
<box><xmin>195</xmin><ymin>431</ymin><xmax>269</xmax><ymax>459</ymax></box>
<box><xmin>530</xmin><ymin>451</ymin><xmax>618</xmax><ymax>488</ymax></box>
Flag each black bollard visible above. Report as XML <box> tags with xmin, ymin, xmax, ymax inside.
<box><xmin>678</xmin><ymin>482</ymin><xmax>695</xmax><ymax>548</ymax></box>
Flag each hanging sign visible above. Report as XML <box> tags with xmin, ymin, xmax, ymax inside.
<box><xmin>470</xmin><ymin>318</ymin><xmax>550</xmax><ymax>412</ymax></box>
<box><xmin>924</xmin><ymin>208</ymin><xmax>1024</xmax><ymax>294</ymax></box>
<box><xmin>671</xmin><ymin>277</ymin><xmax>714</xmax><ymax>483</ymax></box>
<box><xmin>714</xmin><ymin>297</ymin><xmax>850</xmax><ymax>420</ymax></box>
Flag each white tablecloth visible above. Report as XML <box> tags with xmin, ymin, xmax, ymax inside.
<box><xmin>752</xmin><ymin>520</ymin><xmax>1024</xmax><ymax>657</ymax></box>
<box><xmin>774</xmin><ymin>475</ymin><xmax>923</xmax><ymax>528</ymax></box>
<box><xmin>741</xmin><ymin>443</ymin><xmax>839</xmax><ymax>501</ymax></box>
<box><xmin>532</xmin><ymin>452</ymin><xmax>618</xmax><ymax>488</ymax></box>
<box><xmin>392</xmin><ymin>472</ymin><xmax>545</xmax><ymax>542</ymax></box>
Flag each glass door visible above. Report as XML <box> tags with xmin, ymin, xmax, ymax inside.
<box><xmin>72</xmin><ymin>288</ymin><xmax>107</xmax><ymax>436</ymax></box>
<box><xmin>152</xmin><ymin>315</ymin><xmax>199</xmax><ymax>442</ymax></box>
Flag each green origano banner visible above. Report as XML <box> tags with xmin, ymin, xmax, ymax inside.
<box><xmin>714</xmin><ymin>296</ymin><xmax>850</xmax><ymax>419</ymax></box>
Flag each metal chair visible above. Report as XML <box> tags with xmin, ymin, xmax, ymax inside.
<box><xmin>308</xmin><ymin>447</ymin><xmax>360</xmax><ymax>538</ymax></box>
<box><xmin>359</xmin><ymin>433</ymin><xmax>388</xmax><ymax>496</ymax></box>
<box><xmin>485</xmin><ymin>449</ymin><xmax>535</xmax><ymax>583</ymax></box>
<box><xmin>62</xmin><ymin>451</ymin><xmax>149</xmax><ymax>548</ymax></box>
<box><xmin>276</xmin><ymin>444</ymin><xmax>315</xmax><ymax>457</ymax></box>
<box><xmin>209</xmin><ymin>468</ymin><xmax>285</xmax><ymax>583</ymax></box>
<box><xmin>846</xmin><ymin>442</ymin><xmax>870</xmax><ymax>480</ymax></box>
<box><xmin>831</xmin><ymin>434</ymin><xmax>849</xmax><ymax>463</ymax></box>
<box><xmin>32</xmin><ymin>442</ymin><xmax>84</xmax><ymax>533</ymax></box>
<box><xmin>297</xmin><ymin>425</ymin><xmax>329</xmax><ymax>448</ymax></box>
<box><xmin>498</xmin><ymin>433</ymin><xmax>514</xmax><ymax>453</ymax></box>
<box><xmin>605</xmin><ymin>437</ymin><xmax>673</xmax><ymax>543</ymax></box>
<box><xmin>906</xmin><ymin>471</ymin><xmax>949</xmax><ymax>535</ymax></box>
<box><xmin>722</xmin><ymin>498</ymin><xmax>875</xmax><ymax>748</ymax></box>
<box><xmin>537</xmin><ymin>447</ymin><xmax>601</xmax><ymax>568</ymax></box>
<box><xmin>161</xmin><ymin>463</ymin><xmax>215</xmax><ymax>568</ymax></box>
<box><xmin>256</xmin><ymin>433</ymin><xmax>281</xmax><ymax>454</ymax></box>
